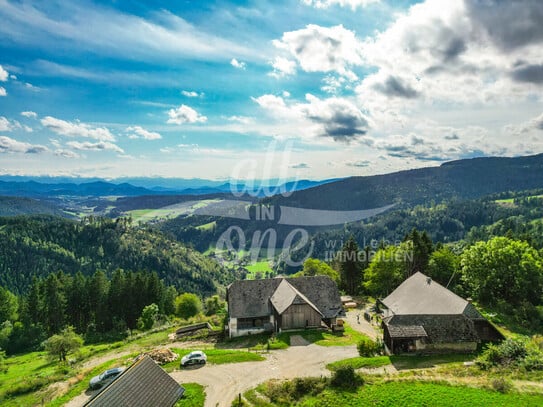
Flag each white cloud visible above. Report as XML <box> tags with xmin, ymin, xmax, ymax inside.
<box><xmin>253</xmin><ymin>93</ymin><xmax>369</xmax><ymax>142</ymax></box>
<box><xmin>0</xmin><ymin>65</ymin><xmax>7</xmax><ymax>82</ymax></box>
<box><xmin>126</xmin><ymin>125</ymin><xmax>162</xmax><ymax>140</ymax></box>
<box><xmin>0</xmin><ymin>87</ymin><xmax>6</xmax><ymax>97</ymax></box>
<box><xmin>273</xmin><ymin>24</ymin><xmax>363</xmax><ymax>80</ymax></box>
<box><xmin>0</xmin><ymin>136</ymin><xmax>48</xmax><ymax>154</ymax></box>
<box><xmin>41</xmin><ymin>116</ymin><xmax>115</xmax><ymax>141</ymax></box>
<box><xmin>345</xmin><ymin>159</ymin><xmax>371</xmax><ymax>167</ymax></box>
<box><xmin>302</xmin><ymin>0</ymin><xmax>380</xmax><ymax>10</ymax></box>
<box><xmin>21</xmin><ymin>111</ymin><xmax>38</xmax><ymax>119</ymax></box>
<box><xmin>181</xmin><ymin>90</ymin><xmax>203</xmax><ymax>98</ymax></box>
<box><xmin>269</xmin><ymin>57</ymin><xmax>297</xmax><ymax>78</ymax></box>
<box><xmin>226</xmin><ymin>116</ymin><xmax>252</xmax><ymax>124</ymax></box>
<box><xmin>55</xmin><ymin>149</ymin><xmax>81</xmax><ymax>159</ymax></box>
<box><xmin>167</xmin><ymin>105</ymin><xmax>207</xmax><ymax>125</ymax></box>
<box><xmin>0</xmin><ymin>117</ymin><xmax>12</xmax><ymax>132</ymax></box>
<box><xmin>230</xmin><ymin>58</ymin><xmax>246</xmax><ymax>69</ymax></box>
<box><xmin>0</xmin><ymin>3</ymin><xmax>254</xmax><ymax>63</ymax></box>
<box><xmin>66</xmin><ymin>140</ymin><xmax>124</xmax><ymax>154</ymax></box>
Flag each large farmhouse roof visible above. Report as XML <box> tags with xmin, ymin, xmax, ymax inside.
<box><xmin>227</xmin><ymin>275</ymin><xmax>343</xmax><ymax>319</ymax></box>
<box><xmin>270</xmin><ymin>279</ymin><xmax>323</xmax><ymax>316</ymax></box>
<box><xmin>84</xmin><ymin>355</ymin><xmax>184</xmax><ymax>407</ymax></box>
<box><xmin>381</xmin><ymin>272</ymin><xmax>472</xmax><ymax>315</ymax></box>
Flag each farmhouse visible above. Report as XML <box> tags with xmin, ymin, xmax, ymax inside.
<box><xmin>380</xmin><ymin>272</ymin><xmax>503</xmax><ymax>354</ymax></box>
<box><xmin>226</xmin><ymin>276</ymin><xmax>344</xmax><ymax>338</ymax></box>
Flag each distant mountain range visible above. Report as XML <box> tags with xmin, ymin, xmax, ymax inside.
<box><xmin>0</xmin><ymin>178</ymin><xmax>339</xmax><ymax>198</ymax></box>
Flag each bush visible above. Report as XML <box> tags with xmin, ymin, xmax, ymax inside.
<box><xmin>262</xmin><ymin>377</ymin><xmax>327</xmax><ymax>404</ymax></box>
<box><xmin>331</xmin><ymin>366</ymin><xmax>363</xmax><ymax>389</ymax></box>
<box><xmin>491</xmin><ymin>378</ymin><xmax>513</xmax><ymax>393</ymax></box>
<box><xmin>357</xmin><ymin>337</ymin><xmax>381</xmax><ymax>357</ymax></box>
<box><xmin>477</xmin><ymin>338</ymin><xmax>528</xmax><ymax>369</ymax></box>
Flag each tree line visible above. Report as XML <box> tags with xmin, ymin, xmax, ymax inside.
<box><xmin>0</xmin><ymin>269</ymin><xmax>223</xmax><ymax>355</ymax></box>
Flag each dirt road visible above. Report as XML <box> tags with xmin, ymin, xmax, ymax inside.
<box><xmin>171</xmin><ymin>341</ymin><xmax>358</xmax><ymax>407</ymax></box>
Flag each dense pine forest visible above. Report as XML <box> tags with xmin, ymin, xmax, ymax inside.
<box><xmin>0</xmin><ymin>216</ymin><xmax>231</xmax><ymax>295</ymax></box>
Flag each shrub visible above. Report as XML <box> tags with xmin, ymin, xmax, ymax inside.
<box><xmin>491</xmin><ymin>378</ymin><xmax>513</xmax><ymax>393</ymax></box>
<box><xmin>476</xmin><ymin>338</ymin><xmax>528</xmax><ymax>369</ymax></box>
<box><xmin>331</xmin><ymin>366</ymin><xmax>363</xmax><ymax>389</ymax></box>
<box><xmin>357</xmin><ymin>337</ymin><xmax>381</xmax><ymax>357</ymax></box>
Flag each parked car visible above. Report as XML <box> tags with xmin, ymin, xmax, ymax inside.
<box><xmin>181</xmin><ymin>351</ymin><xmax>207</xmax><ymax>367</ymax></box>
<box><xmin>89</xmin><ymin>367</ymin><xmax>126</xmax><ymax>389</ymax></box>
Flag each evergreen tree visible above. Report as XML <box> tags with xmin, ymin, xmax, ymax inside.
<box><xmin>42</xmin><ymin>274</ymin><xmax>66</xmax><ymax>336</ymax></box>
<box><xmin>338</xmin><ymin>236</ymin><xmax>362</xmax><ymax>295</ymax></box>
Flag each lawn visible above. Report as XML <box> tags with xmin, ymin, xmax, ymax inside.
<box><xmin>278</xmin><ymin>323</ymin><xmax>368</xmax><ymax>347</ymax></box>
<box><xmin>245</xmin><ymin>261</ymin><xmax>274</xmax><ymax>279</ymax></box>
<box><xmin>299</xmin><ymin>381</ymin><xmax>543</xmax><ymax>407</ymax></box>
<box><xmin>162</xmin><ymin>348</ymin><xmax>265</xmax><ymax>371</ymax></box>
<box><xmin>326</xmin><ymin>353</ymin><xmax>474</xmax><ymax>372</ymax></box>
<box><xmin>326</xmin><ymin>356</ymin><xmax>391</xmax><ymax>371</ymax></box>
<box><xmin>175</xmin><ymin>383</ymin><xmax>205</xmax><ymax>407</ymax></box>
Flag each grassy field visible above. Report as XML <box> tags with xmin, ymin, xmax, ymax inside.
<box><xmin>299</xmin><ymin>381</ymin><xmax>543</xmax><ymax>407</ymax></box>
<box><xmin>245</xmin><ymin>261</ymin><xmax>274</xmax><ymax>279</ymax></box>
<box><xmin>326</xmin><ymin>353</ymin><xmax>474</xmax><ymax>372</ymax></box>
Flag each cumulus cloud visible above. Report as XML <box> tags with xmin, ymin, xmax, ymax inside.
<box><xmin>371</xmin><ymin>75</ymin><xmax>420</xmax><ymax>99</ymax></box>
<box><xmin>465</xmin><ymin>0</ymin><xmax>543</xmax><ymax>51</ymax></box>
<box><xmin>504</xmin><ymin>113</ymin><xmax>543</xmax><ymax>136</ymax></box>
<box><xmin>41</xmin><ymin>116</ymin><xmax>115</xmax><ymax>141</ymax></box>
<box><xmin>55</xmin><ymin>149</ymin><xmax>81</xmax><ymax>159</ymax></box>
<box><xmin>0</xmin><ymin>87</ymin><xmax>6</xmax><ymax>97</ymax></box>
<box><xmin>0</xmin><ymin>117</ymin><xmax>12</xmax><ymax>132</ymax></box>
<box><xmin>66</xmin><ymin>140</ymin><xmax>124</xmax><ymax>154</ymax></box>
<box><xmin>126</xmin><ymin>126</ymin><xmax>162</xmax><ymax>140</ymax></box>
<box><xmin>253</xmin><ymin>93</ymin><xmax>369</xmax><ymax>142</ymax></box>
<box><xmin>21</xmin><ymin>111</ymin><xmax>38</xmax><ymax>119</ymax></box>
<box><xmin>0</xmin><ymin>136</ymin><xmax>48</xmax><ymax>154</ymax></box>
<box><xmin>511</xmin><ymin>63</ymin><xmax>543</xmax><ymax>84</ymax></box>
<box><xmin>0</xmin><ymin>65</ymin><xmax>7</xmax><ymax>82</ymax></box>
<box><xmin>269</xmin><ymin>57</ymin><xmax>297</xmax><ymax>78</ymax></box>
<box><xmin>230</xmin><ymin>58</ymin><xmax>246</xmax><ymax>69</ymax></box>
<box><xmin>167</xmin><ymin>105</ymin><xmax>207</xmax><ymax>125</ymax></box>
<box><xmin>302</xmin><ymin>0</ymin><xmax>380</xmax><ymax>10</ymax></box>
<box><xmin>273</xmin><ymin>24</ymin><xmax>363</xmax><ymax>80</ymax></box>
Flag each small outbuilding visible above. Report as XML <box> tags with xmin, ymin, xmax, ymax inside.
<box><xmin>226</xmin><ymin>276</ymin><xmax>344</xmax><ymax>338</ymax></box>
<box><xmin>84</xmin><ymin>355</ymin><xmax>185</xmax><ymax>407</ymax></box>
<box><xmin>380</xmin><ymin>272</ymin><xmax>503</xmax><ymax>354</ymax></box>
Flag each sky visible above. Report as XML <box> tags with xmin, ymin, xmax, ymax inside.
<box><xmin>0</xmin><ymin>0</ymin><xmax>542</xmax><ymax>181</ymax></box>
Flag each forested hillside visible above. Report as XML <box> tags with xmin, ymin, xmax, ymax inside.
<box><xmin>0</xmin><ymin>216</ymin><xmax>230</xmax><ymax>295</ymax></box>
<box><xmin>266</xmin><ymin>153</ymin><xmax>543</xmax><ymax>210</ymax></box>
<box><xmin>0</xmin><ymin>196</ymin><xmax>66</xmax><ymax>217</ymax></box>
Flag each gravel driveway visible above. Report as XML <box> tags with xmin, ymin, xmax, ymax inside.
<box><xmin>171</xmin><ymin>342</ymin><xmax>358</xmax><ymax>407</ymax></box>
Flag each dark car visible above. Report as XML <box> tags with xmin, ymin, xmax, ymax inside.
<box><xmin>89</xmin><ymin>367</ymin><xmax>126</xmax><ymax>389</ymax></box>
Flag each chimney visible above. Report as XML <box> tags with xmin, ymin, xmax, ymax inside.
<box><xmin>426</xmin><ymin>277</ymin><xmax>432</xmax><ymax>285</ymax></box>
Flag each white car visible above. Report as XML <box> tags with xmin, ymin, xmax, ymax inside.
<box><xmin>181</xmin><ymin>351</ymin><xmax>207</xmax><ymax>367</ymax></box>
<box><xmin>89</xmin><ymin>367</ymin><xmax>126</xmax><ymax>389</ymax></box>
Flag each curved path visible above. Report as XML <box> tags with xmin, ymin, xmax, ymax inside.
<box><xmin>171</xmin><ymin>342</ymin><xmax>358</xmax><ymax>407</ymax></box>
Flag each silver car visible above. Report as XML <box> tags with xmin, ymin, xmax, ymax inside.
<box><xmin>181</xmin><ymin>351</ymin><xmax>207</xmax><ymax>367</ymax></box>
<box><xmin>89</xmin><ymin>367</ymin><xmax>126</xmax><ymax>389</ymax></box>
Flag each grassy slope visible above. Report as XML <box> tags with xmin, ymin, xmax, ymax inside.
<box><xmin>278</xmin><ymin>323</ymin><xmax>367</xmax><ymax>347</ymax></box>
<box><xmin>300</xmin><ymin>381</ymin><xmax>543</xmax><ymax>407</ymax></box>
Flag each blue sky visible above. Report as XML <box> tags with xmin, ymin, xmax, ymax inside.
<box><xmin>0</xmin><ymin>0</ymin><xmax>542</xmax><ymax>180</ymax></box>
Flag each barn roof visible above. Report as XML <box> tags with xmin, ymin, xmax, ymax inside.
<box><xmin>270</xmin><ymin>279</ymin><xmax>323</xmax><ymax>316</ymax></box>
<box><xmin>386</xmin><ymin>324</ymin><xmax>427</xmax><ymax>339</ymax></box>
<box><xmin>381</xmin><ymin>272</ymin><xmax>473</xmax><ymax>316</ymax></box>
<box><xmin>84</xmin><ymin>355</ymin><xmax>184</xmax><ymax>407</ymax></box>
<box><xmin>227</xmin><ymin>276</ymin><xmax>343</xmax><ymax>319</ymax></box>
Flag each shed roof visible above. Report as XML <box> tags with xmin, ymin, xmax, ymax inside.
<box><xmin>84</xmin><ymin>355</ymin><xmax>184</xmax><ymax>407</ymax></box>
<box><xmin>381</xmin><ymin>272</ymin><xmax>471</xmax><ymax>315</ymax></box>
<box><xmin>386</xmin><ymin>324</ymin><xmax>427</xmax><ymax>339</ymax></box>
<box><xmin>227</xmin><ymin>276</ymin><xmax>343</xmax><ymax>319</ymax></box>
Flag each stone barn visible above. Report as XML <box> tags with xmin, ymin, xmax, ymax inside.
<box><xmin>380</xmin><ymin>272</ymin><xmax>503</xmax><ymax>354</ymax></box>
<box><xmin>226</xmin><ymin>276</ymin><xmax>344</xmax><ymax>338</ymax></box>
